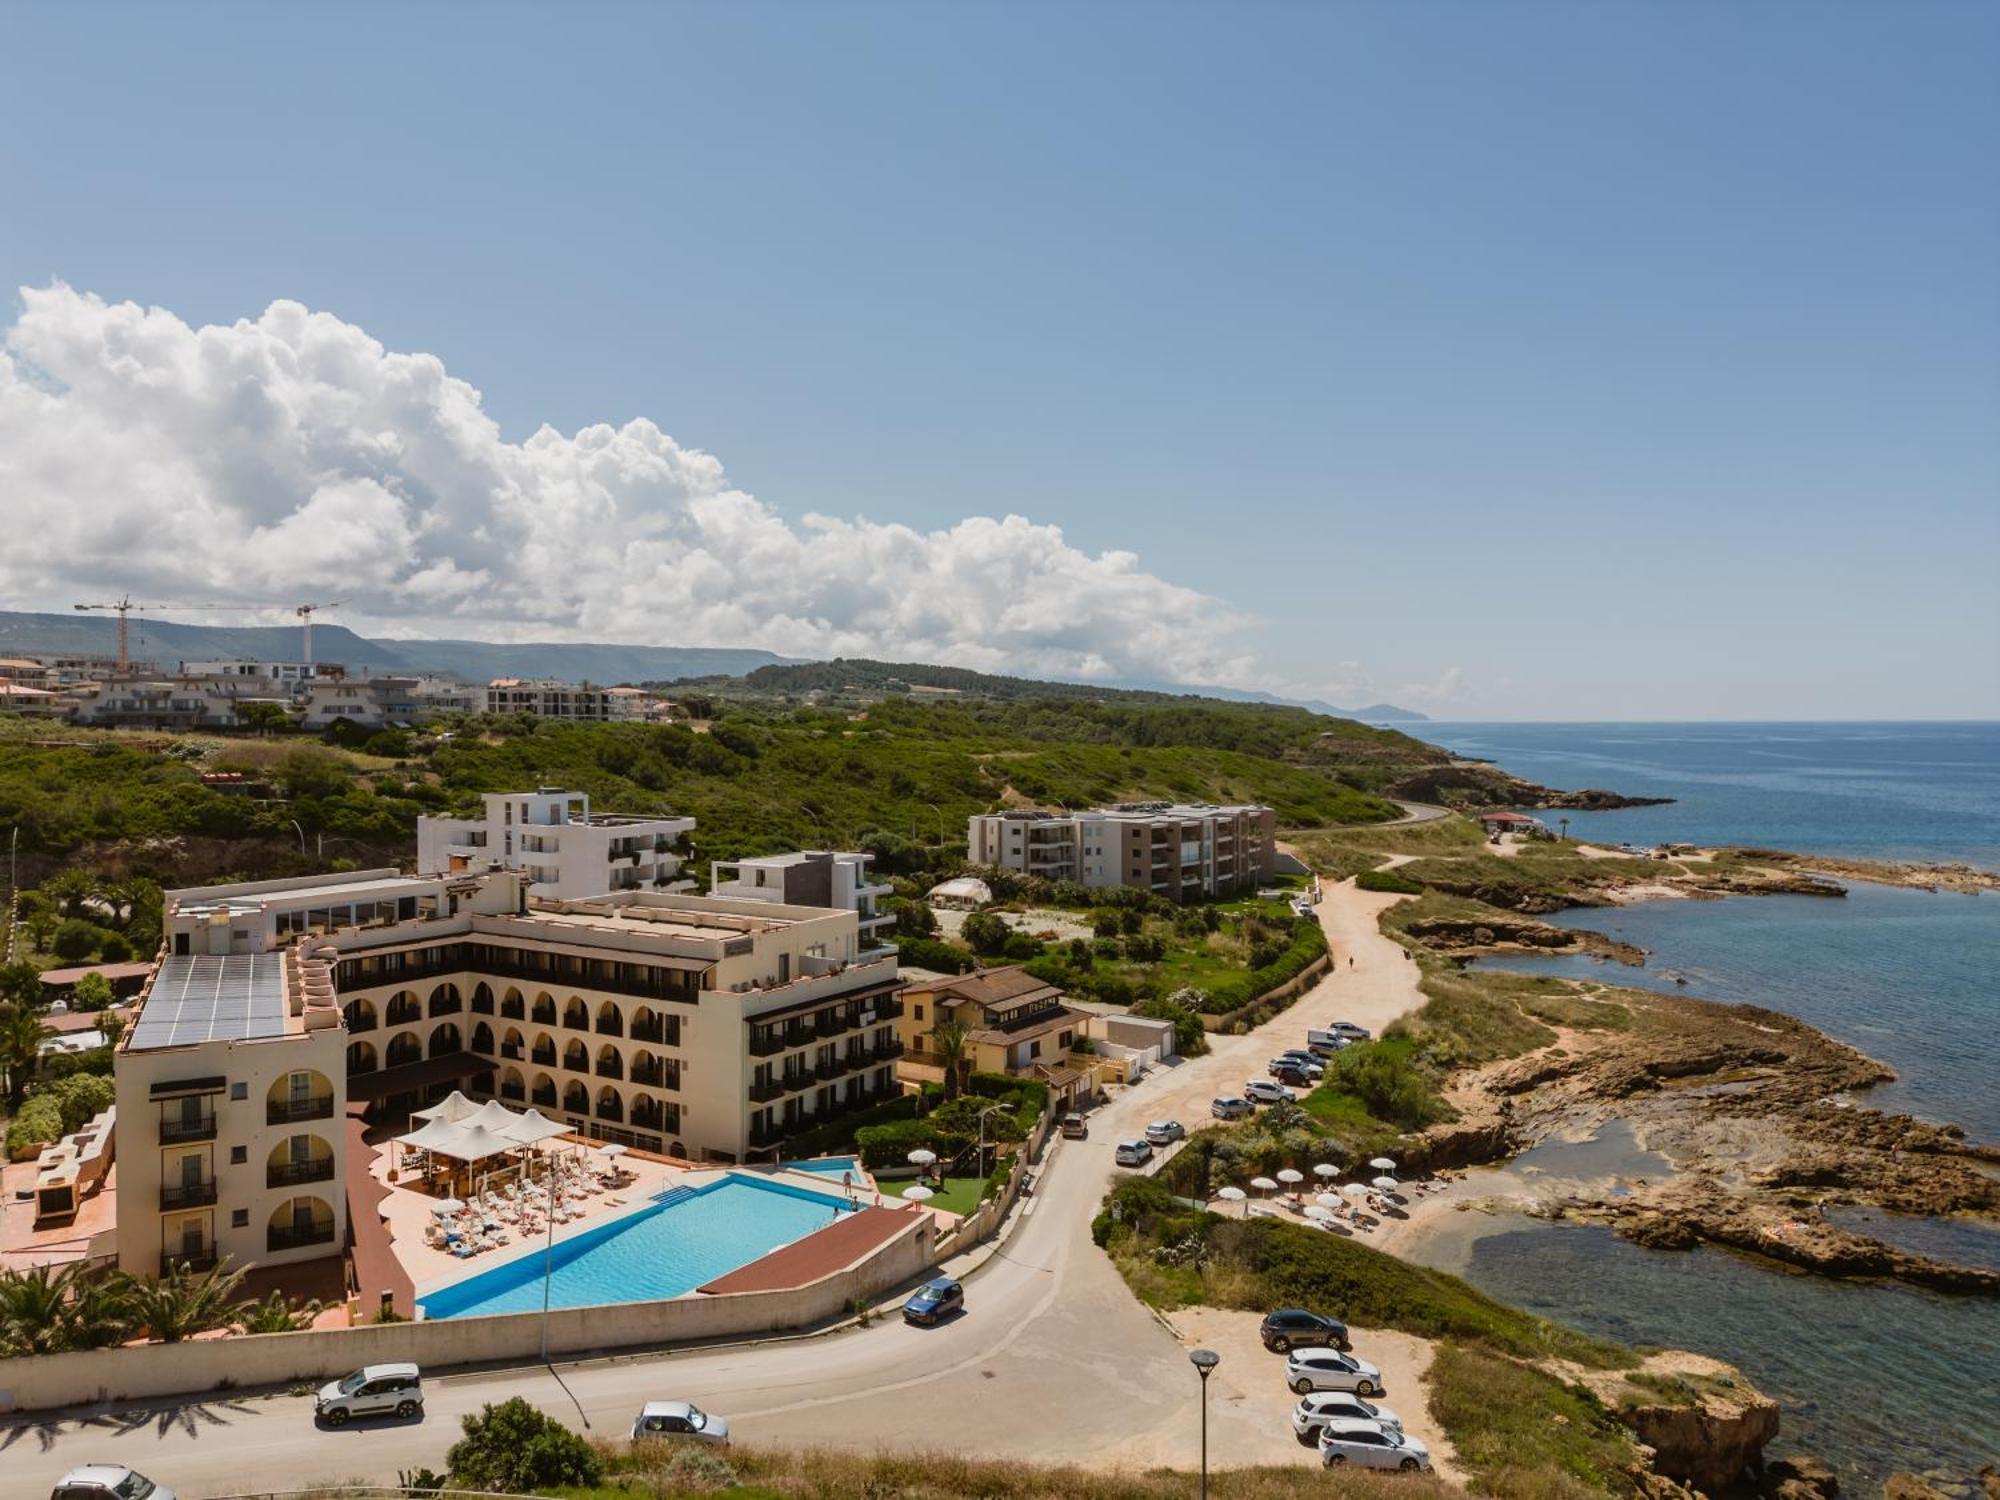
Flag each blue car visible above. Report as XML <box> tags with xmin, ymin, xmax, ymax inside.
<box><xmin>902</xmin><ymin>1276</ymin><xmax>964</xmax><ymax>1326</ymax></box>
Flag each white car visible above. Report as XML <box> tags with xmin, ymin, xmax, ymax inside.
<box><xmin>1320</xmin><ymin>1416</ymin><xmax>1432</xmax><ymax>1472</ymax></box>
<box><xmin>1114</xmin><ymin>1139</ymin><xmax>1155</xmax><ymax>1167</ymax></box>
<box><xmin>1244</xmin><ymin>1079</ymin><xmax>1295</xmax><ymax>1105</ymax></box>
<box><xmin>631</xmin><ymin>1399</ymin><xmax>731</xmax><ymax>1444</ymax></box>
<box><xmin>1144</xmin><ymin>1120</ymin><xmax>1185</xmax><ymax>1145</ymax></box>
<box><xmin>315</xmin><ymin>1362</ymin><xmax>424</xmax><ymax>1424</ymax></box>
<box><xmin>51</xmin><ymin>1468</ymin><xmax>176</xmax><ymax>1500</ymax></box>
<box><xmin>1293</xmin><ymin>1391</ymin><xmax>1403</xmax><ymax>1444</ymax></box>
<box><xmin>1286</xmin><ymin>1346</ymin><xmax>1384</xmax><ymax>1395</ymax></box>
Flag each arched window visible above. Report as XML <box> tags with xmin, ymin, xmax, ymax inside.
<box><xmin>386</xmin><ymin>1033</ymin><xmax>422</xmax><ymax>1068</ymax></box>
<box><xmin>595</xmin><ymin>1001</ymin><xmax>622</xmax><ymax>1037</ymax></box>
<box><xmin>563</xmin><ymin>1039</ymin><xmax>588</xmax><ymax>1073</ymax></box>
<box><xmin>501</xmin><ymin>988</ymin><xmax>526</xmax><ymax>1021</ymax></box>
<box><xmin>530</xmin><ymin>1072</ymin><xmax>557</xmax><ymax>1108</ymax></box>
<box><xmin>563</xmin><ymin>998</ymin><xmax>589</xmax><ymax>1031</ymax></box>
<box><xmin>595</xmin><ymin>1087</ymin><xmax>624</xmax><ymax>1123</ymax></box>
<box><xmin>500</xmin><ymin>1067</ymin><xmax>526</xmax><ymax>1102</ymax></box>
<box><xmin>428</xmin><ymin>1023</ymin><xmax>463</xmax><ymax>1058</ymax></box>
<box><xmin>346</xmin><ymin>1039</ymin><xmax>378</xmax><ymax>1075</ymax></box>
<box><xmin>595</xmin><ymin>1045</ymin><xmax>623</xmax><ymax>1081</ymax></box>
<box><xmin>562</xmin><ymin>1080</ymin><xmax>589</xmax><ymax>1115</ymax></box>
<box><xmin>471</xmin><ymin>983</ymin><xmax>495</xmax><ymax>1015</ymax></box>
<box><xmin>343</xmin><ymin>997</ymin><xmax>377</xmax><ymax>1033</ymax></box>
<box><xmin>470</xmin><ymin>1022</ymin><xmax>495</xmax><ymax>1055</ymax></box>
<box><xmin>428</xmin><ymin>983</ymin><xmax>462</xmax><ymax>1018</ymax></box>
<box><xmin>386</xmin><ymin>991</ymin><xmax>422</xmax><ymax>1027</ymax></box>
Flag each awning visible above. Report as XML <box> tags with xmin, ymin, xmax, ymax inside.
<box><xmin>149</xmin><ymin>1075</ymin><xmax>226</xmax><ymax>1099</ymax></box>
<box><xmin>347</xmin><ymin>1051</ymin><xmax>486</xmax><ymax>1103</ymax></box>
<box><xmin>411</xmin><ymin>1089</ymin><xmax>483</xmax><ymax>1126</ymax></box>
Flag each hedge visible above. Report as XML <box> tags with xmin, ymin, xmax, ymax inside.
<box><xmin>894</xmin><ymin>935</ymin><xmax>976</xmax><ymax>974</ymax></box>
<box><xmin>1356</xmin><ymin>869</ymin><xmax>1425</xmax><ymax>895</ymax></box>
<box><xmin>6</xmin><ymin>1095</ymin><xmax>63</xmax><ymax>1159</ymax></box>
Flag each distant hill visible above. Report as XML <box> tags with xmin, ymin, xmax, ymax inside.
<box><xmin>674</xmin><ymin>657</ymin><xmax>1427</xmax><ymax>722</ymax></box>
<box><xmin>0</xmin><ymin>611</ymin><xmax>794</xmax><ymax>683</ymax></box>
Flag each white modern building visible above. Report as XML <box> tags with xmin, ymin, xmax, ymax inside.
<box><xmin>296</xmin><ymin>674</ymin><xmax>426</xmax><ymax>731</ymax></box>
<box><xmin>417</xmin><ymin>788</ymin><xmax>697</xmax><ymax>900</ymax></box>
<box><xmin>709</xmin><ymin>851</ymin><xmax>895</xmax><ymax>941</ymax></box>
<box><xmin>483</xmin><ymin>678</ymin><xmax>630</xmax><ymax>721</ymax></box>
<box><xmin>966</xmin><ymin>801</ymin><xmax>1278</xmax><ymax>900</ymax></box>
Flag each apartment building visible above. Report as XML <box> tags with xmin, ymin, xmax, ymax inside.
<box><xmin>417</xmin><ymin>788</ymin><xmax>697</xmax><ymax>900</ymax></box>
<box><xmin>296</xmin><ymin>673</ymin><xmax>426</xmax><ymax>731</ymax></box>
<box><xmin>483</xmin><ymin>678</ymin><xmax>638</xmax><ymax>721</ymax></box>
<box><xmin>709</xmin><ymin>851</ymin><xmax>895</xmax><ymax>941</ymax></box>
<box><xmin>68</xmin><ymin>675</ymin><xmax>289</xmax><ymax>730</ymax></box>
<box><xmin>965</xmin><ymin>802</ymin><xmax>1277</xmax><ymax>900</ymax></box>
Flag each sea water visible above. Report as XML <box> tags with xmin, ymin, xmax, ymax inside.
<box><xmin>1406</xmin><ymin>723</ymin><xmax>2000</xmax><ymax>1490</ymax></box>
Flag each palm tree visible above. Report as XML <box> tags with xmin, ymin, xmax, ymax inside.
<box><xmin>126</xmin><ymin>1258</ymin><xmax>248</xmax><ymax>1343</ymax></box>
<box><xmin>235</xmin><ymin>1289</ymin><xmax>322</xmax><ymax>1335</ymax></box>
<box><xmin>931</xmin><ymin>1019</ymin><xmax>970</xmax><ymax>1101</ymax></box>
<box><xmin>0</xmin><ymin>1263</ymin><xmax>130</xmax><ymax>1356</ymax></box>
<box><xmin>0</xmin><ymin>1005</ymin><xmax>51</xmax><ymax>1106</ymax></box>
<box><xmin>41</xmin><ymin>868</ymin><xmax>101</xmax><ymax>921</ymax></box>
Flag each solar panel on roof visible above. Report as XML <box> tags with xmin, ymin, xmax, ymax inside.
<box><xmin>128</xmin><ymin>952</ymin><xmax>288</xmax><ymax>1051</ymax></box>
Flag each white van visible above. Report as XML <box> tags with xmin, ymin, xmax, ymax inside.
<box><xmin>315</xmin><ymin>1362</ymin><xmax>424</xmax><ymax>1425</ymax></box>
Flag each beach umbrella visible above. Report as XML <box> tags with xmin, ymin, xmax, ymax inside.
<box><xmin>1372</xmin><ymin>1175</ymin><xmax>1400</xmax><ymax>1192</ymax></box>
<box><xmin>1340</xmin><ymin>1183</ymin><xmax>1372</xmax><ymax>1204</ymax></box>
<box><xmin>1315</xmin><ymin>1192</ymin><xmax>1343</xmax><ymax>1209</ymax></box>
<box><xmin>430</xmin><ymin>1197</ymin><xmax>465</xmax><ymax>1217</ymax></box>
<box><xmin>907</xmin><ymin>1149</ymin><xmax>938</xmax><ymax>1168</ymax></box>
<box><xmin>1249</xmin><ymin>1176</ymin><xmax>1279</xmax><ymax>1195</ymax></box>
<box><xmin>1276</xmin><ymin>1168</ymin><xmax>1304</xmax><ymax>1193</ymax></box>
<box><xmin>1304</xmin><ymin>1205</ymin><xmax>1335</xmax><ymax>1223</ymax></box>
<box><xmin>1215</xmin><ymin>1186</ymin><xmax>1248</xmax><ymax>1202</ymax></box>
<box><xmin>597</xmin><ymin>1142</ymin><xmax>628</xmax><ymax>1158</ymax></box>
<box><xmin>1368</xmin><ymin>1156</ymin><xmax>1398</xmax><ymax>1171</ymax></box>
<box><xmin>1312</xmin><ymin>1163</ymin><xmax>1340</xmax><ymax>1180</ymax></box>
<box><xmin>901</xmin><ymin>1184</ymin><xmax>935</xmax><ymax>1202</ymax></box>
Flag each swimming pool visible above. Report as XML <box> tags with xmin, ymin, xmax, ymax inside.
<box><xmin>781</xmin><ymin>1155</ymin><xmax>862</xmax><ymax>1177</ymax></box>
<box><xmin>418</xmin><ymin>1174</ymin><xmax>856</xmax><ymax>1320</ymax></box>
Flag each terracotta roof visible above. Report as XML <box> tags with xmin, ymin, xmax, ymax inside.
<box><xmin>968</xmin><ymin>1003</ymin><xmax>1089</xmax><ymax>1047</ymax></box>
<box><xmin>697</xmin><ymin>1204</ymin><xmax>916</xmax><ymax>1295</ymax></box>
<box><xmin>38</xmin><ymin>962</ymin><xmax>155</xmax><ymax>987</ymax></box>
<box><xmin>906</xmin><ymin>965</ymin><xmax>1058</xmax><ymax>1009</ymax></box>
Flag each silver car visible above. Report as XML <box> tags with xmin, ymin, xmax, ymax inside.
<box><xmin>1320</xmin><ymin>1416</ymin><xmax>1432</xmax><ymax>1471</ymax></box>
<box><xmin>1244</xmin><ymin>1079</ymin><xmax>1295</xmax><ymax>1105</ymax></box>
<box><xmin>631</xmin><ymin>1400</ymin><xmax>730</xmax><ymax>1444</ymax></box>
<box><xmin>1293</xmin><ymin>1391</ymin><xmax>1403</xmax><ymax>1444</ymax></box>
<box><xmin>1144</xmin><ymin>1120</ymin><xmax>1185</xmax><ymax>1145</ymax></box>
<box><xmin>1286</xmin><ymin>1346</ymin><xmax>1384</xmax><ymax>1395</ymax></box>
<box><xmin>1114</xmin><ymin>1139</ymin><xmax>1155</xmax><ymax>1167</ymax></box>
<box><xmin>51</xmin><ymin>1468</ymin><xmax>175</xmax><ymax>1500</ymax></box>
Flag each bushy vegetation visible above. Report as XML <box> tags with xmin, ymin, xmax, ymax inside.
<box><xmin>1316</xmin><ymin>1037</ymin><xmax>1455</xmax><ymax>1131</ymax></box>
<box><xmin>1428</xmin><ymin>1343</ymin><xmax>1646</xmax><ymax>1500</ymax></box>
<box><xmin>447</xmin><ymin>1397</ymin><xmax>604</xmax><ymax>1491</ymax></box>
<box><xmin>1355</xmin><ymin>868</ymin><xmax>1425</xmax><ymax>895</ymax></box>
<box><xmin>1093</xmin><ymin>1176</ymin><xmax>1630</xmax><ymax>1368</ymax></box>
<box><xmin>852</xmin><ymin>1075</ymin><xmax>1047</xmax><ymax>1171</ymax></box>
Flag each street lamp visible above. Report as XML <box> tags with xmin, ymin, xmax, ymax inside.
<box><xmin>974</xmin><ymin>1103</ymin><xmax>1005</xmax><ymax>1178</ymax></box>
<box><xmin>1189</xmin><ymin>1347</ymin><xmax>1220</xmax><ymax>1500</ymax></box>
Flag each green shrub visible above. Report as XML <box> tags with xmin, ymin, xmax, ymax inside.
<box><xmin>1429</xmin><ymin>1342</ymin><xmax>1645</xmax><ymax>1499</ymax></box>
<box><xmin>446</xmin><ymin>1396</ymin><xmax>602</xmax><ymax>1491</ymax></box>
<box><xmin>46</xmin><ymin>1072</ymin><xmax>116</xmax><ymax>1131</ymax></box>
<box><xmin>1321</xmin><ymin>1039</ymin><xmax>1453</xmax><ymax>1130</ymax></box>
<box><xmin>1132</xmin><ymin>989</ymin><xmax>1210</xmax><ymax>1056</ymax></box>
<box><xmin>894</xmin><ymin>935</ymin><xmax>974</xmax><ymax>974</ymax></box>
<box><xmin>1356</xmin><ymin>868</ymin><xmax>1425</xmax><ymax>895</ymax></box>
<box><xmin>960</xmin><ymin>911</ymin><xmax>1011</xmax><ymax>956</ymax></box>
<box><xmin>6</xmin><ymin>1095</ymin><xmax>63</xmax><ymax>1158</ymax></box>
<box><xmin>854</xmin><ymin>1118</ymin><xmax>954</xmax><ymax>1169</ymax></box>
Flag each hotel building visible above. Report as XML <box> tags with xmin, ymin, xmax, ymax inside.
<box><xmin>965</xmin><ymin>802</ymin><xmax>1278</xmax><ymax>900</ymax></box>
<box><xmin>708</xmin><ymin>850</ymin><xmax>895</xmax><ymax>942</ymax></box>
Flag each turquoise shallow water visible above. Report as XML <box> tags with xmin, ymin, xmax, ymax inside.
<box><xmin>1412</xmin><ymin>724</ymin><xmax>2000</xmax><ymax>1490</ymax></box>
<box><xmin>419</xmin><ymin>1175</ymin><xmax>855</xmax><ymax>1319</ymax></box>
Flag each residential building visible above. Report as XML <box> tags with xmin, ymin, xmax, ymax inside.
<box><xmin>0</xmin><ymin>656</ymin><xmax>53</xmax><ymax>687</ymax></box>
<box><xmin>296</xmin><ymin>673</ymin><xmax>426</xmax><ymax>731</ymax></box>
<box><xmin>965</xmin><ymin>802</ymin><xmax>1278</xmax><ymax>900</ymax></box>
<box><xmin>709</xmin><ymin>851</ymin><xmax>894</xmax><ymax>941</ymax></box>
<box><xmin>67</xmin><ymin>675</ymin><xmax>286</xmax><ymax>730</ymax></box>
<box><xmin>44</xmin><ymin>654</ymin><xmax>153</xmax><ymax>687</ymax></box>
<box><xmin>483</xmin><ymin>677</ymin><xmax>625</xmax><ymax>721</ymax></box>
<box><xmin>896</xmin><ymin>966</ymin><xmax>1091</xmax><ymax>1106</ymax></box>
<box><xmin>0</xmin><ymin>680</ymin><xmax>61</xmax><ymax>716</ymax></box>
<box><xmin>417</xmin><ymin>788</ymin><xmax>697</xmax><ymax>899</ymax></box>
<box><xmin>176</xmin><ymin>658</ymin><xmax>318</xmax><ymax>686</ymax></box>
<box><xmin>127</xmin><ymin>866</ymin><xmax>903</xmax><ymax>1182</ymax></box>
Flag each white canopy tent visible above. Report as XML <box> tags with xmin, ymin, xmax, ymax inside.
<box><xmin>411</xmin><ymin>1091</ymin><xmax>483</xmax><ymax>1126</ymax></box>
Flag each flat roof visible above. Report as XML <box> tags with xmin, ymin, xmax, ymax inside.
<box><xmin>128</xmin><ymin>953</ymin><xmax>289</xmax><ymax>1051</ymax></box>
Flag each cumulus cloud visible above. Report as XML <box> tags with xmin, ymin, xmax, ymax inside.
<box><xmin>0</xmin><ymin>284</ymin><xmax>1265</xmax><ymax>687</ymax></box>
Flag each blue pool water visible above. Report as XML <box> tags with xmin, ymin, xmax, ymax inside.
<box><xmin>419</xmin><ymin>1175</ymin><xmax>855</xmax><ymax>1320</ymax></box>
<box><xmin>782</xmin><ymin>1155</ymin><xmax>862</xmax><ymax>1177</ymax></box>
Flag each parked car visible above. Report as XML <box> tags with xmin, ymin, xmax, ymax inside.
<box><xmin>1319</xmin><ymin>1417</ymin><xmax>1432</xmax><ymax>1472</ymax></box>
<box><xmin>1292</xmin><ymin>1392</ymin><xmax>1404</xmax><ymax>1444</ymax></box>
<box><xmin>1329</xmin><ymin>1021</ymin><xmax>1372</xmax><ymax>1040</ymax></box>
<box><xmin>1286</xmin><ymin>1347</ymin><xmax>1384</xmax><ymax>1395</ymax></box>
<box><xmin>1211</xmin><ymin>1096</ymin><xmax>1255</xmax><ymax>1120</ymax></box>
<box><xmin>903</xmin><ymin>1277</ymin><xmax>964</xmax><ymax>1326</ymax></box>
<box><xmin>1144</xmin><ymin>1120</ymin><xmax>1185</xmax><ymax>1146</ymax></box>
<box><xmin>1275</xmin><ymin>1050</ymin><xmax>1326</xmax><ymax>1077</ymax></box>
<box><xmin>315</xmin><ymin>1362</ymin><xmax>424</xmax><ymax>1425</ymax></box>
<box><xmin>631</xmin><ymin>1400</ymin><xmax>731</xmax><ymax>1444</ymax></box>
<box><xmin>1271</xmin><ymin>1062</ymin><xmax>1314</xmax><ymax>1088</ymax></box>
<box><xmin>1114</xmin><ymin>1139</ymin><xmax>1155</xmax><ymax>1167</ymax></box>
<box><xmin>1244</xmin><ymin>1079</ymin><xmax>1296</xmax><ymax>1105</ymax></box>
<box><xmin>1260</xmin><ymin>1307</ymin><xmax>1352</xmax><ymax>1353</ymax></box>
<box><xmin>51</xmin><ymin>1469</ymin><xmax>175</xmax><ymax>1500</ymax></box>
<box><xmin>1060</xmin><ymin>1113</ymin><xmax>1089</xmax><ymax>1140</ymax></box>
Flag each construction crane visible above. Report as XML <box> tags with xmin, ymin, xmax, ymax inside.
<box><xmin>293</xmin><ymin>601</ymin><xmax>349</xmax><ymax>666</ymax></box>
<box><xmin>72</xmin><ymin>596</ymin><xmax>163</xmax><ymax>672</ymax></box>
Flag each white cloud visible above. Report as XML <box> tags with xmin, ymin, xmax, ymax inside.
<box><xmin>0</xmin><ymin>284</ymin><xmax>1269</xmax><ymax>688</ymax></box>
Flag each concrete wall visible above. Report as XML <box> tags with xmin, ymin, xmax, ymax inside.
<box><xmin>0</xmin><ymin>1210</ymin><xmax>933</xmax><ymax>1413</ymax></box>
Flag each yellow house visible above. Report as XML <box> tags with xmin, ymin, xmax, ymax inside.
<box><xmin>896</xmin><ymin>967</ymin><xmax>1093</xmax><ymax>1107</ymax></box>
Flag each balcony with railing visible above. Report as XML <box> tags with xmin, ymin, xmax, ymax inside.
<box><xmin>268</xmin><ymin>1222</ymin><xmax>336</xmax><ymax>1252</ymax></box>
<box><xmin>267</xmin><ymin>1095</ymin><xmax>335</xmax><ymax>1125</ymax></box>
<box><xmin>267</xmin><ymin>1158</ymin><xmax>336</xmax><ymax>1189</ymax></box>
<box><xmin>162</xmin><ymin>1249</ymin><xmax>217</xmax><ymax>1276</ymax></box>
<box><xmin>160</xmin><ymin>1179</ymin><xmax>217</xmax><ymax>1210</ymax></box>
<box><xmin>157</xmin><ymin>1111</ymin><xmax>217</xmax><ymax>1144</ymax></box>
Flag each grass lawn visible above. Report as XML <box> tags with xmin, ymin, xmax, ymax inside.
<box><xmin>922</xmin><ymin>1176</ymin><xmax>989</xmax><ymax>1217</ymax></box>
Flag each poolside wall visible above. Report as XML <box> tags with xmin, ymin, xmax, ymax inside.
<box><xmin>0</xmin><ymin>1209</ymin><xmax>933</xmax><ymax>1414</ymax></box>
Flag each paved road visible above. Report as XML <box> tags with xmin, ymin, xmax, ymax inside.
<box><xmin>4</xmin><ymin>877</ymin><xmax>1424</xmax><ymax>1497</ymax></box>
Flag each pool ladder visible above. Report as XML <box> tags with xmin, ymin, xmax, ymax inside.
<box><xmin>649</xmin><ymin>1185</ymin><xmax>701</xmax><ymax>1208</ymax></box>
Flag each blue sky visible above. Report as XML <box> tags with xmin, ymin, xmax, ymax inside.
<box><xmin>1</xmin><ymin>1</ymin><xmax>1994</xmax><ymax>719</ymax></box>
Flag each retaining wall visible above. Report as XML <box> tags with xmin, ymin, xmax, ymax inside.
<box><xmin>0</xmin><ymin>1209</ymin><xmax>933</xmax><ymax>1414</ymax></box>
